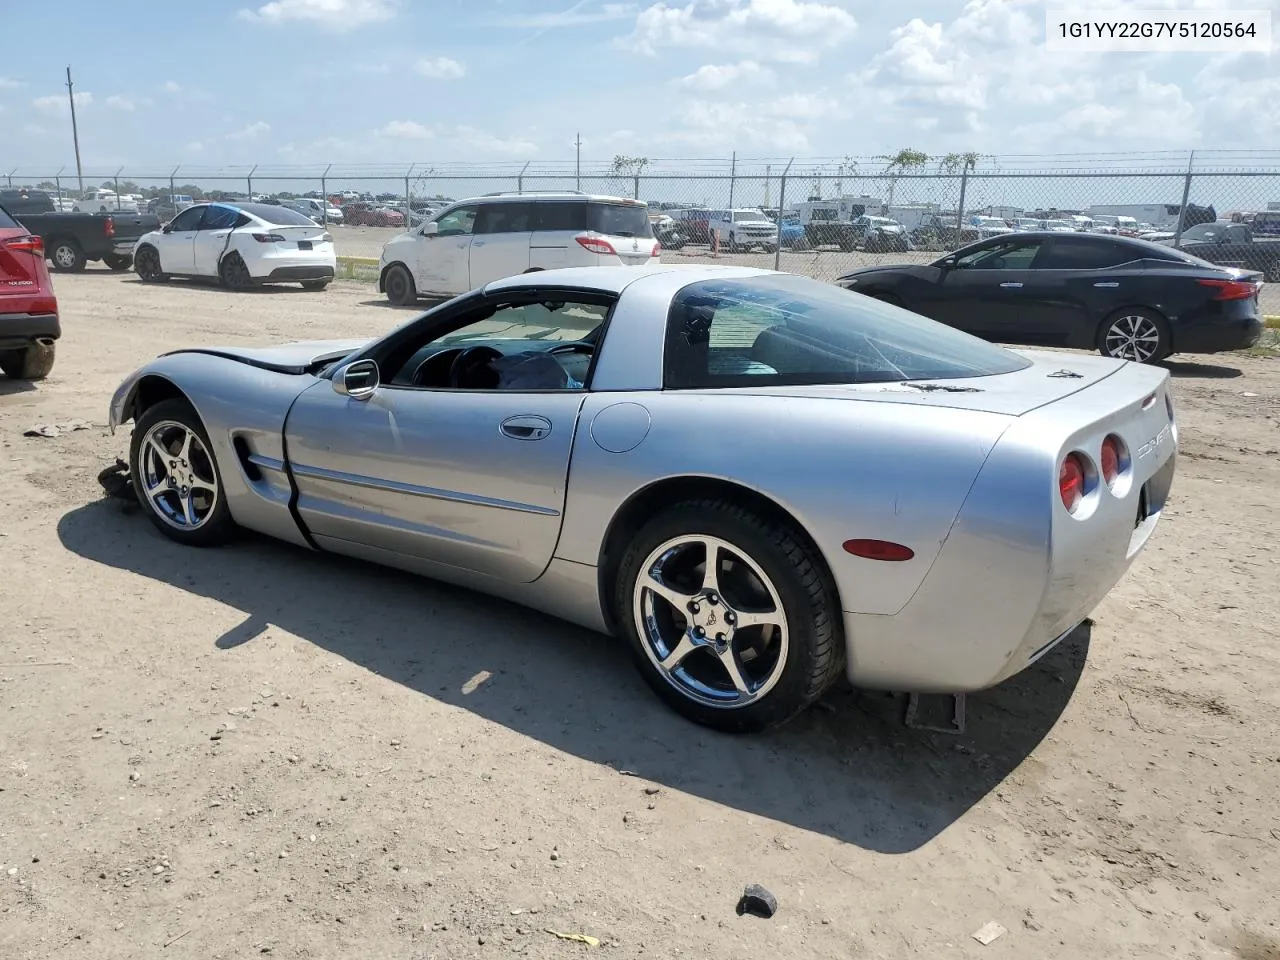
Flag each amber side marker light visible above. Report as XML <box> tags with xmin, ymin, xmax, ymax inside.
<box><xmin>843</xmin><ymin>539</ymin><xmax>915</xmax><ymax>561</ymax></box>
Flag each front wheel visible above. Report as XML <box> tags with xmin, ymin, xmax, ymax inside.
<box><xmin>129</xmin><ymin>398</ymin><xmax>235</xmax><ymax>547</ymax></box>
<box><xmin>134</xmin><ymin>245</ymin><xmax>167</xmax><ymax>282</ymax></box>
<box><xmin>1098</xmin><ymin>308</ymin><xmax>1171</xmax><ymax>364</ymax></box>
<box><xmin>49</xmin><ymin>239</ymin><xmax>86</xmax><ymax>272</ymax></box>
<box><xmin>383</xmin><ymin>263</ymin><xmax>417</xmax><ymax>305</ymax></box>
<box><xmin>614</xmin><ymin>498</ymin><xmax>844</xmax><ymax>733</ymax></box>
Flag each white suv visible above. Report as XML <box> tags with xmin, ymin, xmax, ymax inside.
<box><xmin>707</xmin><ymin>208</ymin><xmax>779</xmax><ymax>252</ymax></box>
<box><xmin>377</xmin><ymin>192</ymin><xmax>661</xmax><ymax>304</ymax></box>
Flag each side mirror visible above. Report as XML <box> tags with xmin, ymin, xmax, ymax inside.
<box><xmin>421</xmin><ymin>221</ymin><xmax>439</xmax><ymax>237</ymax></box>
<box><xmin>333</xmin><ymin>358</ymin><xmax>380</xmax><ymax>400</ymax></box>
<box><xmin>162</xmin><ymin>223</ymin><xmax>173</xmax><ymax>234</ymax></box>
<box><xmin>938</xmin><ymin>255</ymin><xmax>957</xmax><ymax>269</ymax></box>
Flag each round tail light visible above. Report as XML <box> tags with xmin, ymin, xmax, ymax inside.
<box><xmin>1059</xmin><ymin>453</ymin><xmax>1086</xmax><ymax>513</ymax></box>
<box><xmin>1100</xmin><ymin>435</ymin><xmax>1122</xmax><ymax>485</ymax></box>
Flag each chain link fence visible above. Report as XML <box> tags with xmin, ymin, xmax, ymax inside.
<box><xmin>5</xmin><ymin>151</ymin><xmax>1280</xmax><ymax>288</ymax></box>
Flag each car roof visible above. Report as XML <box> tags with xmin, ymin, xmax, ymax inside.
<box><xmin>455</xmin><ymin>192</ymin><xmax>644</xmax><ymax>207</ymax></box>
<box><xmin>482</xmin><ymin>263</ymin><xmax>772</xmax><ymax>296</ymax></box>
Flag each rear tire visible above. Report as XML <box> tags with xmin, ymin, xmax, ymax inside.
<box><xmin>383</xmin><ymin>263</ymin><xmax>417</xmax><ymax>305</ymax></box>
<box><xmin>0</xmin><ymin>342</ymin><xmax>56</xmax><ymax>381</ymax></box>
<box><xmin>104</xmin><ymin>254</ymin><xmax>132</xmax><ymax>271</ymax></box>
<box><xmin>49</xmin><ymin>239</ymin><xmax>86</xmax><ymax>272</ymax></box>
<box><xmin>1097</xmin><ymin>308</ymin><xmax>1171</xmax><ymax>364</ymax></box>
<box><xmin>219</xmin><ymin>252</ymin><xmax>253</xmax><ymax>291</ymax></box>
<box><xmin>613</xmin><ymin>498</ymin><xmax>844</xmax><ymax>733</ymax></box>
<box><xmin>129</xmin><ymin>398</ymin><xmax>235</xmax><ymax>547</ymax></box>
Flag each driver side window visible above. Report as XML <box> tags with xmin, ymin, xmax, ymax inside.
<box><xmin>433</xmin><ymin>205</ymin><xmax>478</xmax><ymax>237</ymax></box>
<box><xmin>384</xmin><ymin>297</ymin><xmax>613</xmax><ymax>392</ymax></box>
<box><xmin>955</xmin><ymin>239</ymin><xmax>1042</xmax><ymax>270</ymax></box>
<box><xmin>168</xmin><ymin>207</ymin><xmax>205</xmax><ymax>232</ymax></box>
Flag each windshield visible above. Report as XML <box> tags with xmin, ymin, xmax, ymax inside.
<box><xmin>733</xmin><ymin>210</ymin><xmax>765</xmax><ymax>222</ymax></box>
<box><xmin>662</xmin><ymin>274</ymin><xmax>1031</xmax><ymax>389</ymax></box>
<box><xmin>588</xmin><ymin>202</ymin><xmax>652</xmax><ymax>238</ymax></box>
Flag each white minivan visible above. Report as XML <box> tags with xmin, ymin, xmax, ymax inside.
<box><xmin>377</xmin><ymin>192</ymin><xmax>661</xmax><ymax>304</ymax></box>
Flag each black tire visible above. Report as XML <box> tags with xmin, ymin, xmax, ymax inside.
<box><xmin>0</xmin><ymin>341</ymin><xmax>56</xmax><ymax>380</ymax></box>
<box><xmin>129</xmin><ymin>398</ymin><xmax>235</xmax><ymax>547</ymax></box>
<box><xmin>1097</xmin><ymin>307</ymin><xmax>1171</xmax><ymax>364</ymax></box>
<box><xmin>103</xmin><ymin>254</ymin><xmax>132</xmax><ymax>271</ymax></box>
<box><xmin>134</xmin><ymin>245</ymin><xmax>167</xmax><ymax>282</ymax></box>
<box><xmin>383</xmin><ymin>263</ymin><xmax>417</xmax><ymax>305</ymax></box>
<box><xmin>219</xmin><ymin>252</ymin><xmax>254</xmax><ymax>290</ymax></box>
<box><xmin>301</xmin><ymin>279</ymin><xmax>330</xmax><ymax>290</ymax></box>
<box><xmin>49</xmin><ymin>238</ymin><xmax>86</xmax><ymax>272</ymax></box>
<box><xmin>613</xmin><ymin>498</ymin><xmax>844</xmax><ymax>733</ymax></box>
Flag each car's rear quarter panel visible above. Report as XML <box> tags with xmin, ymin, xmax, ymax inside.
<box><xmin>555</xmin><ymin>392</ymin><xmax>1014</xmax><ymax>618</ymax></box>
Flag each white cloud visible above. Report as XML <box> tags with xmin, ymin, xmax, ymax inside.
<box><xmin>105</xmin><ymin>95</ymin><xmax>135</xmax><ymax>111</ymax></box>
<box><xmin>379</xmin><ymin>119</ymin><xmax>433</xmax><ymax>140</ymax></box>
<box><xmin>31</xmin><ymin>91</ymin><xmax>92</xmax><ymax>115</ymax></box>
<box><xmin>414</xmin><ymin>57</ymin><xmax>465</xmax><ymax>79</ymax></box>
<box><xmin>227</xmin><ymin>121</ymin><xmax>271</xmax><ymax>140</ymax></box>
<box><xmin>237</xmin><ymin>0</ymin><xmax>400</xmax><ymax>30</ymax></box>
<box><xmin>0</xmin><ymin>76</ymin><xmax>25</xmax><ymax>89</ymax></box>
<box><xmin>186</xmin><ymin>141</ymin><xmax>204</xmax><ymax>153</ymax></box>
<box><xmin>677</xmin><ymin>60</ymin><xmax>775</xmax><ymax>91</ymax></box>
<box><xmin>670</xmin><ymin>94</ymin><xmax>844</xmax><ymax>151</ymax></box>
<box><xmin>163</xmin><ymin>80</ymin><xmax>182</xmax><ymax>94</ymax></box>
<box><xmin>629</xmin><ymin>0</ymin><xmax>857</xmax><ymax>63</ymax></box>
<box><xmin>24</xmin><ymin>123</ymin><xmax>48</xmax><ymax>137</ymax></box>
<box><xmin>499</xmin><ymin>2</ymin><xmax>637</xmax><ymax>28</ymax></box>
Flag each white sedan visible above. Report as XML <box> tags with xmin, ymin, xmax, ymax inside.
<box><xmin>132</xmin><ymin>202</ymin><xmax>336</xmax><ymax>290</ymax></box>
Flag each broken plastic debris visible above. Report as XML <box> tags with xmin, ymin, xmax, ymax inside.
<box><xmin>545</xmin><ymin>929</ymin><xmax>600</xmax><ymax>946</ymax></box>
<box><xmin>461</xmin><ymin>670</ymin><xmax>492</xmax><ymax>695</ymax></box>
<box><xmin>972</xmin><ymin>921</ymin><xmax>1007</xmax><ymax>945</ymax></box>
<box><xmin>24</xmin><ymin>419</ymin><xmax>91</xmax><ymax>438</ymax></box>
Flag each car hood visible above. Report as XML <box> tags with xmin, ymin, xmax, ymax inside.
<box><xmin>712</xmin><ymin>350</ymin><xmax>1132</xmax><ymax>417</ymax></box>
<box><xmin>162</xmin><ymin>338</ymin><xmax>371</xmax><ymax>375</ymax></box>
<box><xmin>838</xmin><ymin>262</ymin><xmax>934</xmax><ymax>280</ymax></box>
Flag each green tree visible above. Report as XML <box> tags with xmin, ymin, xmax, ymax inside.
<box><xmin>876</xmin><ymin>148</ymin><xmax>931</xmax><ymax>207</ymax></box>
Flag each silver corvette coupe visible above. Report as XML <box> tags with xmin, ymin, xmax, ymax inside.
<box><xmin>109</xmin><ymin>265</ymin><xmax>1177</xmax><ymax>732</ymax></box>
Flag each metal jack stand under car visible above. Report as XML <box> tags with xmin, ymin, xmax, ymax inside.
<box><xmin>904</xmin><ymin>692</ymin><xmax>967</xmax><ymax>735</ymax></box>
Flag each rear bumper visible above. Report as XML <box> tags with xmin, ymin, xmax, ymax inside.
<box><xmin>111</xmin><ymin>240</ymin><xmax>138</xmax><ymax>257</ymax></box>
<box><xmin>264</xmin><ymin>265</ymin><xmax>335</xmax><ymax>282</ymax></box>
<box><xmin>0</xmin><ymin>311</ymin><xmax>61</xmax><ymax>349</ymax></box>
<box><xmin>1174</xmin><ymin>315</ymin><xmax>1264</xmax><ymax>354</ymax></box>
<box><xmin>842</xmin><ymin>365</ymin><xmax>1177</xmax><ymax>693</ymax></box>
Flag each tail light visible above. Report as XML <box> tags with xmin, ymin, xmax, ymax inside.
<box><xmin>252</xmin><ymin>233</ymin><xmax>286</xmax><ymax>243</ymax></box>
<box><xmin>1197</xmin><ymin>278</ymin><xmax>1257</xmax><ymax>300</ymax></box>
<box><xmin>104</xmin><ymin>217</ymin><xmax>116</xmax><ymax>238</ymax></box>
<box><xmin>650</xmin><ymin>241</ymin><xmax>661</xmax><ymax>257</ymax></box>
<box><xmin>575</xmin><ymin>234</ymin><xmax>616</xmax><ymax>255</ymax></box>
<box><xmin>1165</xmin><ymin>390</ymin><xmax>1175</xmax><ymax>421</ymax></box>
<box><xmin>1100</xmin><ymin>434</ymin><xmax>1127</xmax><ymax>486</ymax></box>
<box><xmin>4</xmin><ymin>235</ymin><xmax>45</xmax><ymax>255</ymax></box>
<box><xmin>1059</xmin><ymin>453</ymin><xmax>1087</xmax><ymax>513</ymax></box>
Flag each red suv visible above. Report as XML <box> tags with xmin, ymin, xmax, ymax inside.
<box><xmin>0</xmin><ymin>203</ymin><xmax>59</xmax><ymax>380</ymax></box>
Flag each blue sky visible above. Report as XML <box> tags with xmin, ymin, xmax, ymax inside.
<box><xmin>1</xmin><ymin>0</ymin><xmax>1277</xmax><ymax>176</ymax></box>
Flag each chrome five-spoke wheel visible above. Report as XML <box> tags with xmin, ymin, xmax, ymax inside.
<box><xmin>139</xmin><ymin>420</ymin><xmax>220</xmax><ymax>530</ymax></box>
<box><xmin>633</xmin><ymin>534</ymin><xmax>789</xmax><ymax>709</ymax></box>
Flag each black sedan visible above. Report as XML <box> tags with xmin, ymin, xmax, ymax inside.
<box><xmin>838</xmin><ymin>231</ymin><xmax>1264</xmax><ymax>363</ymax></box>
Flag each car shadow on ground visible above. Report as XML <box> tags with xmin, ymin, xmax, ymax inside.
<box><xmin>116</xmin><ymin>277</ymin><xmax>313</xmax><ymax>295</ymax></box>
<box><xmin>57</xmin><ymin>498</ymin><xmax>1087</xmax><ymax>854</ymax></box>
<box><xmin>358</xmin><ymin>297</ymin><xmax>450</xmax><ymax>311</ymax></box>
<box><xmin>0</xmin><ymin>376</ymin><xmax>38</xmax><ymax>396</ymax></box>
<box><xmin>1161</xmin><ymin>358</ymin><xmax>1244</xmax><ymax>379</ymax></box>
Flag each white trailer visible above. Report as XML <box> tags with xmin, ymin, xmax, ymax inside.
<box><xmin>1088</xmin><ymin>204</ymin><xmax>1183</xmax><ymax>230</ymax></box>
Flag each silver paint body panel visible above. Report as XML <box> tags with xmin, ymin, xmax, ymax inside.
<box><xmin>109</xmin><ymin>264</ymin><xmax>1177</xmax><ymax>693</ymax></box>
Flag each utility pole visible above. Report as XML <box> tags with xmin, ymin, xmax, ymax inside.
<box><xmin>575</xmin><ymin>132</ymin><xmax>581</xmax><ymax>190</ymax></box>
<box><xmin>66</xmin><ymin>66</ymin><xmax>84</xmax><ymax>195</ymax></box>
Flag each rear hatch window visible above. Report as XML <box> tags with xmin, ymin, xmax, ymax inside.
<box><xmin>238</xmin><ymin>203</ymin><xmax>318</xmax><ymax>226</ymax></box>
<box><xmin>588</xmin><ymin>202</ymin><xmax>652</xmax><ymax>238</ymax></box>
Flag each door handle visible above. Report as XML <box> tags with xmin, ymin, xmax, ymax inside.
<box><xmin>500</xmin><ymin>415</ymin><xmax>552</xmax><ymax>441</ymax></box>
<box><xmin>472</xmin><ymin>240</ymin><xmax>485</xmax><ymax>247</ymax></box>
<box><xmin>999</xmin><ymin>282</ymin><xmax>1023</xmax><ymax>288</ymax></box>
<box><xmin>1093</xmin><ymin>281</ymin><xmax>1119</xmax><ymax>287</ymax></box>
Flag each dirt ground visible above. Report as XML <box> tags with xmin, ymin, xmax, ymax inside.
<box><xmin>2</xmin><ymin>269</ymin><xmax>1279</xmax><ymax>960</ymax></box>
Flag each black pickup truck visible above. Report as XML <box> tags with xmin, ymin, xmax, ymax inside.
<box><xmin>13</xmin><ymin>209</ymin><xmax>161</xmax><ymax>272</ymax></box>
<box><xmin>1160</xmin><ymin>221</ymin><xmax>1280</xmax><ymax>283</ymax></box>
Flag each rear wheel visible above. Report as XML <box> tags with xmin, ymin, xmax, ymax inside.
<box><xmin>103</xmin><ymin>254</ymin><xmax>132</xmax><ymax>271</ymax></box>
<box><xmin>134</xmin><ymin>245</ymin><xmax>167</xmax><ymax>282</ymax></box>
<box><xmin>49</xmin><ymin>239</ymin><xmax>85</xmax><ymax>272</ymax></box>
<box><xmin>1098</xmin><ymin>308</ymin><xmax>1170</xmax><ymax>364</ymax></box>
<box><xmin>383</xmin><ymin>263</ymin><xmax>417</xmax><ymax>305</ymax></box>
<box><xmin>219</xmin><ymin>252</ymin><xmax>253</xmax><ymax>290</ymax></box>
<box><xmin>614</xmin><ymin>498</ymin><xmax>844</xmax><ymax>733</ymax></box>
<box><xmin>129</xmin><ymin>398</ymin><xmax>234</xmax><ymax>547</ymax></box>
<box><xmin>0</xmin><ymin>342</ymin><xmax>56</xmax><ymax>380</ymax></box>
